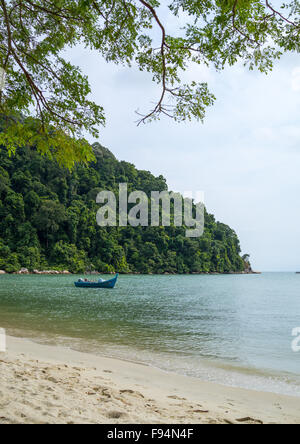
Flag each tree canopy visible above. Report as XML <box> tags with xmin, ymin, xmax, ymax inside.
<box><xmin>0</xmin><ymin>0</ymin><xmax>299</xmax><ymax>167</ymax></box>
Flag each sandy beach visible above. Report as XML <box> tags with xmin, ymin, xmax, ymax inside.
<box><xmin>0</xmin><ymin>335</ymin><xmax>299</xmax><ymax>424</ymax></box>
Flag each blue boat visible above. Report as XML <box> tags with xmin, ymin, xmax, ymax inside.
<box><xmin>74</xmin><ymin>274</ymin><xmax>118</xmax><ymax>289</ymax></box>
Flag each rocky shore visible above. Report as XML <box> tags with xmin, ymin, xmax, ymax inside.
<box><xmin>0</xmin><ymin>268</ymin><xmax>72</xmax><ymax>275</ymax></box>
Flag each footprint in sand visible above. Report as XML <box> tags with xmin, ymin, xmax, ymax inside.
<box><xmin>47</xmin><ymin>377</ymin><xmax>59</xmax><ymax>384</ymax></box>
<box><xmin>107</xmin><ymin>410</ymin><xmax>127</xmax><ymax>419</ymax></box>
<box><xmin>101</xmin><ymin>388</ymin><xmax>112</xmax><ymax>398</ymax></box>
<box><xmin>236</xmin><ymin>417</ymin><xmax>263</xmax><ymax>424</ymax></box>
<box><xmin>223</xmin><ymin>419</ymin><xmax>235</xmax><ymax>424</ymax></box>
<box><xmin>120</xmin><ymin>389</ymin><xmax>144</xmax><ymax>399</ymax></box>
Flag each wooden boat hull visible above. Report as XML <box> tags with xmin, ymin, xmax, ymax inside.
<box><xmin>74</xmin><ymin>274</ymin><xmax>118</xmax><ymax>289</ymax></box>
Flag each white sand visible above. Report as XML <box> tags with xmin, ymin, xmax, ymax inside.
<box><xmin>0</xmin><ymin>335</ymin><xmax>300</xmax><ymax>424</ymax></box>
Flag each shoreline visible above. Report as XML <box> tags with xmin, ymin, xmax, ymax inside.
<box><xmin>0</xmin><ymin>270</ymin><xmax>261</xmax><ymax>276</ymax></box>
<box><xmin>1</xmin><ymin>335</ymin><xmax>299</xmax><ymax>424</ymax></box>
<box><xmin>4</xmin><ymin>328</ymin><xmax>300</xmax><ymax>398</ymax></box>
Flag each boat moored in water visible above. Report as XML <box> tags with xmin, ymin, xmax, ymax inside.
<box><xmin>74</xmin><ymin>274</ymin><xmax>118</xmax><ymax>289</ymax></box>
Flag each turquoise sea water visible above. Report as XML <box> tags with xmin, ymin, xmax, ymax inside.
<box><xmin>0</xmin><ymin>273</ymin><xmax>300</xmax><ymax>396</ymax></box>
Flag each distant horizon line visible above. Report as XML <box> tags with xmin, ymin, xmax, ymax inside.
<box><xmin>258</xmin><ymin>271</ymin><xmax>300</xmax><ymax>273</ymax></box>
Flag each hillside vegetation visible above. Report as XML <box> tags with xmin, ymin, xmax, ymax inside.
<box><xmin>0</xmin><ymin>142</ymin><xmax>247</xmax><ymax>274</ymax></box>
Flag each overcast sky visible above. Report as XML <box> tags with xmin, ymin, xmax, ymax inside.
<box><xmin>66</xmin><ymin>20</ymin><xmax>300</xmax><ymax>272</ymax></box>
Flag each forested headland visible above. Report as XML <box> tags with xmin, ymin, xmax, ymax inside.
<box><xmin>0</xmin><ymin>142</ymin><xmax>250</xmax><ymax>274</ymax></box>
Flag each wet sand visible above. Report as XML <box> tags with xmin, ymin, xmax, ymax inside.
<box><xmin>0</xmin><ymin>335</ymin><xmax>299</xmax><ymax>424</ymax></box>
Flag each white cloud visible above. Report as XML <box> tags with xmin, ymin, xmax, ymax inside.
<box><xmin>291</xmin><ymin>67</ymin><xmax>300</xmax><ymax>92</ymax></box>
<box><xmin>254</xmin><ymin>125</ymin><xmax>300</xmax><ymax>147</ymax></box>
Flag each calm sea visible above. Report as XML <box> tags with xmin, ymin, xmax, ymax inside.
<box><xmin>0</xmin><ymin>273</ymin><xmax>300</xmax><ymax>396</ymax></box>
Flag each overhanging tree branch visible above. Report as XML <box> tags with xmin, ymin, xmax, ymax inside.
<box><xmin>137</xmin><ymin>0</ymin><xmax>170</xmax><ymax>124</ymax></box>
<box><xmin>265</xmin><ymin>0</ymin><xmax>297</xmax><ymax>26</ymax></box>
<box><xmin>0</xmin><ymin>0</ymin><xmax>298</xmax><ymax>166</ymax></box>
